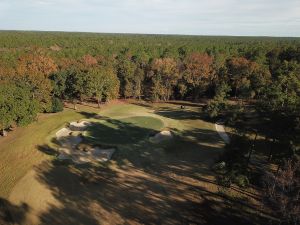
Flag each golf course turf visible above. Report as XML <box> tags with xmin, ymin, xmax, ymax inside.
<box><xmin>84</xmin><ymin>116</ymin><xmax>164</xmax><ymax>145</ymax></box>
<box><xmin>0</xmin><ymin>101</ymin><xmax>269</xmax><ymax>225</ymax></box>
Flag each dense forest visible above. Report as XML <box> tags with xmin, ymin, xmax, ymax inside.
<box><xmin>1</xmin><ymin>31</ymin><xmax>300</xmax><ymax>132</ymax></box>
<box><xmin>0</xmin><ymin>31</ymin><xmax>300</xmax><ymax>223</ymax></box>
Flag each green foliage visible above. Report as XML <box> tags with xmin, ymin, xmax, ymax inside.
<box><xmin>147</xmin><ymin>58</ymin><xmax>180</xmax><ymax>101</ymax></box>
<box><xmin>88</xmin><ymin>66</ymin><xmax>120</xmax><ymax>103</ymax></box>
<box><xmin>0</xmin><ymin>82</ymin><xmax>38</xmax><ymax>132</ymax></box>
<box><xmin>256</xmin><ymin>60</ymin><xmax>300</xmax><ymax>159</ymax></box>
<box><xmin>230</xmin><ymin>106</ymin><xmax>246</xmax><ymax>124</ymax></box>
<box><xmin>234</xmin><ymin>175</ymin><xmax>250</xmax><ymax>188</ymax></box>
<box><xmin>51</xmin><ymin>98</ymin><xmax>64</xmax><ymax>113</ymax></box>
<box><xmin>50</xmin><ymin>71</ymin><xmax>68</xmax><ymax>98</ymax></box>
<box><xmin>205</xmin><ymin>100</ymin><xmax>226</xmax><ymax>118</ymax></box>
<box><xmin>215</xmin><ymin>135</ymin><xmax>251</xmax><ymax>188</ymax></box>
<box><xmin>217</xmin><ymin>174</ymin><xmax>232</xmax><ymax>187</ymax></box>
<box><xmin>205</xmin><ymin>82</ymin><xmax>231</xmax><ymax>118</ymax></box>
<box><xmin>217</xmin><ymin>171</ymin><xmax>250</xmax><ymax>188</ymax></box>
<box><xmin>64</xmin><ymin>68</ymin><xmax>93</xmax><ymax>101</ymax></box>
<box><xmin>0</xmin><ymin>82</ymin><xmax>16</xmax><ymax>130</ymax></box>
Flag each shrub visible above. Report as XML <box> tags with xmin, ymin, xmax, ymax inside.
<box><xmin>204</xmin><ymin>82</ymin><xmax>231</xmax><ymax>118</ymax></box>
<box><xmin>223</xmin><ymin>135</ymin><xmax>250</xmax><ymax>165</ymax></box>
<box><xmin>215</xmin><ymin>135</ymin><xmax>251</xmax><ymax>188</ymax></box>
<box><xmin>212</xmin><ymin>161</ymin><xmax>227</xmax><ymax>174</ymax></box>
<box><xmin>51</xmin><ymin>98</ymin><xmax>64</xmax><ymax>113</ymax></box>
<box><xmin>205</xmin><ymin>99</ymin><xmax>227</xmax><ymax>118</ymax></box>
<box><xmin>217</xmin><ymin>174</ymin><xmax>232</xmax><ymax>187</ymax></box>
<box><xmin>226</xmin><ymin>103</ymin><xmax>245</xmax><ymax>127</ymax></box>
<box><xmin>234</xmin><ymin>175</ymin><xmax>250</xmax><ymax>188</ymax></box>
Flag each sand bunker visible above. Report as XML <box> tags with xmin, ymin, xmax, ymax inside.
<box><xmin>56</xmin><ymin>128</ymin><xmax>71</xmax><ymax>139</ymax></box>
<box><xmin>69</xmin><ymin>121</ymin><xmax>91</xmax><ymax>131</ymax></box>
<box><xmin>150</xmin><ymin>130</ymin><xmax>173</xmax><ymax>143</ymax></box>
<box><xmin>55</xmin><ymin>120</ymin><xmax>115</xmax><ymax>164</ymax></box>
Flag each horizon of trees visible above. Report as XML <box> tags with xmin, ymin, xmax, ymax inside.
<box><xmin>0</xmin><ymin>32</ymin><xmax>299</xmax><ymax>151</ymax></box>
<box><xmin>0</xmin><ymin>33</ymin><xmax>299</xmax><ymax>133</ymax></box>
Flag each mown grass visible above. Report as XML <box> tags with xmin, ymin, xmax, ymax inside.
<box><xmin>0</xmin><ymin>102</ymin><xmax>165</xmax><ymax>198</ymax></box>
<box><xmin>2</xmin><ymin>101</ymin><xmax>273</xmax><ymax>224</ymax></box>
<box><xmin>0</xmin><ymin>105</ymin><xmax>100</xmax><ymax>198</ymax></box>
<box><xmin>84</xmin><ymin>116</ymin><xmax>164</xmax><ymax>145</ymax></box>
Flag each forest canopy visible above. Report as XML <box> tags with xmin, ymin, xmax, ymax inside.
<box><xmin>0</xmin><ymin>31</ymin><xmax>300</xmax><ymax>139</ymax></box>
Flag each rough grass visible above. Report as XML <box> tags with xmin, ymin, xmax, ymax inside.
<box><xmin>0</xmin><ymin>105</ymin><xmax>101</xmax><ymax>198</ymax></box>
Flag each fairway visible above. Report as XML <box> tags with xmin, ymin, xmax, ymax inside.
<box><xmin>0</xmin><ymin>107</ymin><xmax>93</xmax><ymax>198</ymax></box>
<box><xmin>2</xmin><ymin>103</ymin><xmax>227</xmax><ymax>224</ymax></box>
<box><xmin>1</xmin><ymin>101</ymin><xmax>267</xmax><ymax>225</ymax></box>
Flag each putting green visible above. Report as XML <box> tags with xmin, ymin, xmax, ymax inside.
<box><xmin>84</xmin><ymin>116</ymin><xmax>164</xmax><ymax>145</ymax></box>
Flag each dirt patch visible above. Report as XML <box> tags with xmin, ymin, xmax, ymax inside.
<box><xmin>215</xmin><ymin>122</ymin><xmax>230</xmax><ymax>144</ymax></box>
<box><xmin>49</xmin><ymin>45</ymin><xmax>61</xmax><ymax>51</ymax></box>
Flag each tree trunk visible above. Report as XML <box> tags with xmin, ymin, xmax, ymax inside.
<box><xmin>234</xmin><ymin>84</ymin><xmax>240</xmax><ymax>99</ymax></box>
<box><xmin>247</xmin><ymin>133</ymin><xmax>257</xmax><ymax>166</ymax></box>
<box><xmin>276</xmin><ymin>163</ymin><xmax>281</xmax><ymax>175</ymax></box>
<box><xmin>73</xmin><ymin>99</ymin><xmax>77</xmax><ymax>110</ymax></box>
<box><xmin>97</xmin><ymin>98</ymin><xmax>101</xmax><ymax>108</ymax></box>
<box><xmin>268</xmin><ymin>138</ymin><xmax>275</xmax><ymax>161</ymax></box>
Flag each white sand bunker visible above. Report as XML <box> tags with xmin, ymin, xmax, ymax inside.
<box><xmin>150</xmin><ymin>130</ymin><xmax>173</xmax><ymax>143</ymax></box>
<box><xmin>69</xmin><ymin>121</ymin><xmax>91</xmax><ymax>131</ymax></box>
<box><xmin>55</xmin><ymin>120</ymin><xmax>115</xmax><ymax>164</ymax></box>
<box><xmin>56</xmin><ymin>128</ymin><xmax>71</xmax><ymax>139</ymax></box>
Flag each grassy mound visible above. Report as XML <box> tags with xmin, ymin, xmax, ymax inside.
<box><xmin>84</xmin><ymin>116</ymin><xmax>164</xmax><ymax>145</ymax></box>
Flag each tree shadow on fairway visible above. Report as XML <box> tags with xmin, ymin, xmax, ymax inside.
<box><xmin>0</xmin><ymin>198</ymin><xmax>29</xmax><ymax>224</ymax></box>
<box><xmin>31</xmin><ymin>139</ymin><xmax>272</xmax><ymax>225</ymax></box>
<box><xmin>154</xmin><ymin>107</ymin><xmax>203</xmax><ymax>120</ymax></box>
<box><xmin>84</xmin><ymin>117</ymin><xmax>162</xmax><ymax>146</ymax></box>
<box><xmin>130</xmin><ymin>101</ymin><xmax>154</xmax><ymax>109</ymax></box>
<box><xmin>78</xmin><ymin>111</ymin><xmax>99</xmax><ymax>119</ymax></box>
<box><xmin>37</xmin><ymin>145</ymin><xmax>58</xmax><ymax>156</ymax></box>
<box><xmin>22</xmin><ymin>117</ymin><xmax>275</xmax><ymax>225</ymax></box>
<box><xmin>165</xmin><ymin>101</ymin><xmax>207</xmax><ymax>107</ymax></box>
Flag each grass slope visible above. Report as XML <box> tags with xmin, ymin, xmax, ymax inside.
<box><xmin>0</xmin><ymin>105</ymin><xmax>100</xmax><ymax>198</ymax></box>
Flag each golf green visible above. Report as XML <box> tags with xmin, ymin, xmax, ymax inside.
<box><xmin>84</xmin><ymin>116</ymin><xmax>164</xmax><ymax>145</ymax></box>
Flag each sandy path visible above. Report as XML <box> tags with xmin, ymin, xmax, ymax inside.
<box><xmin>215</xmin><ymin>122</ymin><xmax>230</xmax><ymax>144</ymax></box>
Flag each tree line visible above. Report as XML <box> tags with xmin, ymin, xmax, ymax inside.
<box><xmin>0</xmin><ymin>33</ymin><xmax>299</xmax><ymax>148</ymax></box>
